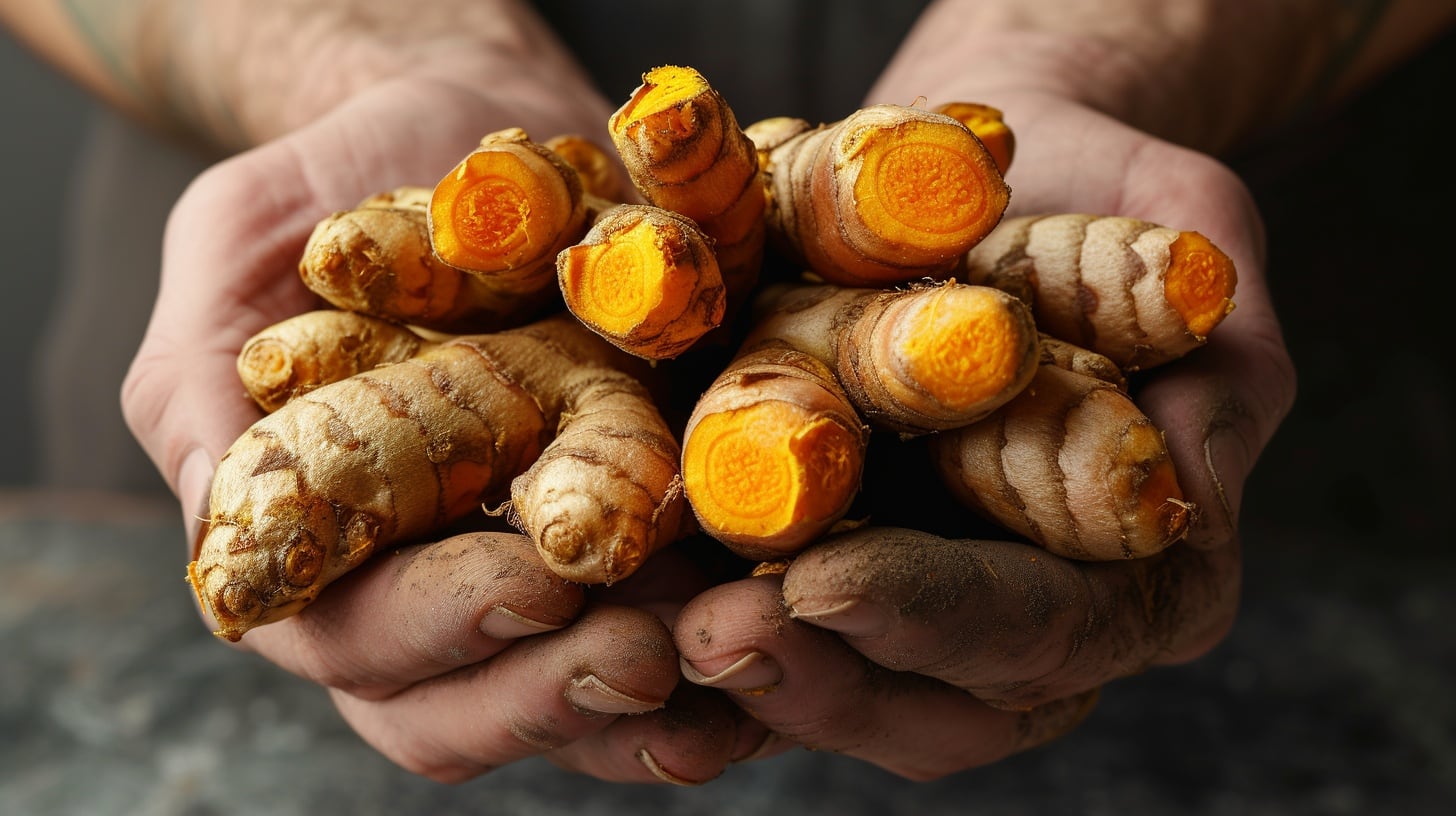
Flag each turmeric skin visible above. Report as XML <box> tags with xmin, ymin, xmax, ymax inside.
<box><xmin>609</xmin><ymin>65</ymin><xmax>767</xmax><ymax>310</ymax></box>
<box><xmin>930</xmin><ymin>362</ymin><xmax>1192</xmax><ymax>561</ymax></box>
<box><xmin>934</xmin><ymin>102</ymin><xmax>1016</xmax><ymax>174</ymax></box>
<box><xmin>681</xmin><ymin>343</ymin><xmax>868</xmax><ymax>560</ymax></box>
<box><xmin>762</xmin><ymin>104</ymin><xmax>1009</xmax><ymax>287</ymax></box>
<box><xmin>237</xmin><ymin>310</ymin><xmax>433</xmax><ymax>413</ymax></box>
<box><xmin>557</xmin><ymin>204</ymin><xmax>726</xmax><ymax>360</ymax></box>
<box><xmin>963</xmin><ymin>214</ymin><xmax>1237</xmax><ymax>370</ymax></box>
<box><xmin>745</xmin><ymin>281</ymin><xmax>1040</xmax><ymax>435</ymax></box>
<box><xmin>429</xmin><ymin>128</ymin><xmax>588</xmax><ymax>295</ymax></box>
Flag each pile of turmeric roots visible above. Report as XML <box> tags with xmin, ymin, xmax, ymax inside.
<box><xmin>189</xmin><ymin>65</ymin><xmax>1237</xmax><ymax>643</ymax></box>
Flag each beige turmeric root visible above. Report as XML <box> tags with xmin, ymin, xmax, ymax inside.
<box><xmin>508</xmin><ymin>365</ymin><xmax>686</xmax><ymax>583</ymax></box>
<box><xmin>745</xmin><ymin>281</ymin><xmax>1040</xmax><ymax>435</ymax></box>
<box><xmin>557</xmin><ymin>204</ymin><xmax>726</xmax><ymax>359</ymax></box>
<box><xmin>237</xmin><ymin>310</ymin><xmax>433</xmax><ymax>412</ymax></box>
<box><xmin>1036</xmin><ymin>333</ymin><xmax>1128</xmax><ymax>391</ymax></box>
<box><xmin>934</xmin><ymin>102</ymin><xmax>1016</xmax><ymax>175</ymax></box>
<box><xmin>762</xmin><ymin>104</ymin><xmax>1009</xmax><ymax>287</ymax></box>
<box><xmin>190</xmin><ymin>314</ymin><xmax>683</xmax><ymax>641</ymax></box>
<box><xmin>930</xmin><ymin>361</ymin><xmax>1192</xmax><ymax>561</ymax></box>
<box><xmin>608</xmin><ymin>65</ymin><xmax>767</xmax><ymax>307</ymax></box>
<box><xmin>744</xmin><ymin>116</ymin><xmax>812</xmax><ymax>171</ymax></box>
<box><xmin>299</xmin><ymin>188</ymin><xmax>551</xmax><ymax>333</ymax></box>
<box><xmin>429</xmin><ymin>128</ymin><xmax>588</xmax><ymax>294</ymax></box>
<box><xmin>962</xmin><ymin>214</ymin><xmax>1238</xmax><ymax>371</ymax></box>
<box><xmin>681</xmin><ymin>343</ymin><xmax>868</xmax><ymax>560</ymax></box>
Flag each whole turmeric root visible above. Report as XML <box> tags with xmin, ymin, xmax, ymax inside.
<box><xmin>962</xmin><ymin>213</ymin><xmax>1238</xmax><ymax>370</ymax></box>
<box><xmin>237</xmin><ymin>310</ymin><xmax>433</xmax><ymax>413</ymax></box>
<box><xmin>299</xmin><ymin>187</ymin><xmax>551</xmax><ymax>333</ymax></box>
<box><xmin>680</xmin><ymin>343</ymin><xmax>868</xmax><ymax>560</ymax></box>
<box><xmin>762</xmin><ymin>104</ymin><xmax>1009</xmax><ymax>287</ymax></box>
<box><xmin>930</xmin><ymin>358</ymin><xmax>1192</xmax><ymax>561</ymax></box>
<box><xmin>557</xmin><ymin>204</ymin><xmax>726</xmax><ymax>359</ymax></box>
<box><xmin>745</xmin><ymin>281</ymin><xmax>1041</xmax><ymax>435</ymax></box>
<box><xmin>190</xmin><ymin>314</ymin><xmax>683</xmax><ymax>641</ymax></box>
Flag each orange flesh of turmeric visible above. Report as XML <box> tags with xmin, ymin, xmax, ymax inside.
<box><xmin>1164</xmin><ymin>231</ymin><xmax>1237</xmax><ymax>337</ymax></box>
<box><xmin>559</xmin><ymin>219</ymin><xmax>694</xmax><ymax>337</ymax></box>
<box><xmin>935</xmin><ymin>102</ymin><xmax>1015</xmax><ymax>174</ymax></box>
<box><xmin>610</xmin><ymin>66</ymin><xmax>719</xmax><ymax>182</ymax></box>
<box><xmin>430</xmin><ymin>150</ymin><xmax>564</xmax><ymax>273</ymax></box>
<box><xmin>1136</xmin><ymin>456</ymin><xmax>1190</xmax><ymax>545</ymax></box>
<box><xmin>850</xmin><ymin>119</ymin><xmax>1002</xmax><ymax>254</ymax></box>
<box><xmin>683</xmin><ymin>401</ymin><xmax>860</xmax><ymax>541</ymax></box>
<box><xmin>897</xmin><ymin>287</ymin><xmax>1025</xmax><ymax>410</ymax></box>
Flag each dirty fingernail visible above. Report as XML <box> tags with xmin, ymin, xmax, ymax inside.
<box><xmin>478</xmin><ymin>605</ymin><xmax>565</xmax><ymax>640</ymax></box>
<box><xmin>787</xmin><ymin>598</ymin><xmax>888</xmax><ymax>637</ymax></box>
<box><xmin>680</xmin><ymin>651</ymin><xmax>782</xmax><ymax>691</ymax></box>
<box><xmin>564</xmin><ymin>674</ymin><xmax>663</xmax><ymax>715</ymax></box>
<box><xmin>637</xmin><ymin>749</ymin><xmax>702</xmax><ymax>786</ymax></box>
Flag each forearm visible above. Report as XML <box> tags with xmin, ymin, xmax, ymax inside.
<box><xmin>0</xmin><ymin>0</ymin><xmax>609</xmax><ymax>153</ymax></box>
<box><xmin>872</xmin><ymin>0</ymin><xmax>1456</xmax><ymax>154</ymax></box>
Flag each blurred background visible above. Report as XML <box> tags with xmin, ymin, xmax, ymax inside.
<box><xmin>2</xmin><ymin>11</ymin><xmax>1453</xmax><ymax>815</ymax></box>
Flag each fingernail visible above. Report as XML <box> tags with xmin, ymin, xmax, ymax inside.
<box><xmin>478</xmin><ymin>605</ymin><xmax>565</xmax><ymax>640</ymax></box>
<box><xmin>564</xmin><ymin>674</ymin><xmax>663</xmax><ymax>715</ymax></box>
<box><xmin>680</xmin><ymin>652</ymin><xmax>782</xmax><ymax>691</ymax></box>
<box><xmin>787</xmin><ymin>598</ymin><xmax>888</xmax><ymax>637</ymax></box>
<box><xmin>637</xmin><ymin>749</ymin><xmax>702</xmax><ymax>786</ymax></box>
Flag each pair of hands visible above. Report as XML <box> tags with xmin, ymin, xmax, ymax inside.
<box><xmin>120</xmin><ymin>69</ymin><xmax>1295</xmax><ymax>783</ymax></box>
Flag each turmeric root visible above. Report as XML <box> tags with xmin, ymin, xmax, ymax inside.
<box><xmin>962</xmin><ymin>214</ymin><xmax>1237</xmax><ymax>371</ymax></box>
<box><xmin>557</xmin><ymin>204</ymin><xmax>726</xmax><ymax>359</ymax></box>
<box><xmin>745</xmin><ymin>281</ymin><xmax>1040</xmax><ymax>435</ymax></box>
<box><xmin>744</xmin><ymin>116</ymin><xmax>812</xmax><ymax>171</ymax></box>
<box><xmin>429</xmin><ymin>128</ymin><xmax>588</xmax><ymax>295</ymax></box>
<box><xmin>189</xmin><ymin>314</ymin><xmax>682</xmax><ymax>641</ymax></box>
<box><xmin>608</xmin><ymin>65</ymin><xmax>767</xmax><ymax>308</ymax></box>
<box><xmin>299</xmin><ymin>188</ymin><xmax>551</xmax><ymax>333</ymax></box>
<box><xmin>237</xmin><ymin>310</ymin><xmax>433</xmax><ymax>413</ymax></box>
<box><xmin>681</xmin><ymin>344</ymin><xmax>868</xmax><ymax>560</ymax></box>
<box><xmin>930</xmin><ymin>361</ymin><xmax>1192</xmax><ymax>561</ymax></box>
<box><xmin>762</xmin><ymin>104</ymin><xmax>1009</xmax><ymax>287</ymax></box>
<box><xmin>933</xmin><ymin>102</ymin><xmax>1016</xmax><ymax>174</ymax></box>
<box><xmin>508</xmin><ymin>366</ymin><xmax>687</xmax><ymax>583</ymax></box>
<box><xmin>544</xmin><ymin>133</ymin><xmax>626</xmax><ymax>202</ymax></box>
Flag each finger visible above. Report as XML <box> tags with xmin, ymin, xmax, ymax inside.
<box><xmin>330</xmin><ymin>603</ymin><xmax>680</xmax><ymax>784</ymax></box>
<box><xmin>235</xmin><ymin>531</ymin><xmax>583</xmax><ymax>699</ymax></box>
<box><xmin>676</xmin><ymin>576</ymin><xmax>1096</xmax><ymax>781</ymax></box>
<box><xmin>546</xmin><ymin>684</ymin><xmax>741</xmax><ymax>785</ymax></box>
<box><xmin>779</xmin><ymin>526</ymin><xmax>1236</xmax><ymax>710</ymax></box>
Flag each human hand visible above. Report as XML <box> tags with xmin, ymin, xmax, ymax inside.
<box><xmin>673</xmin><ymin>89</ymin><xmax>1296</xmax><ymax>779</ymax></box>
<box><xmin>117</xmin><ymin>67</ymin><xmax>752</xmax><ymax>784</ymax></box>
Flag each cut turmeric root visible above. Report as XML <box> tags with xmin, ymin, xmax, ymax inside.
<box><xmin>299</xmin><ymin>188</ymin><xmax>551</xmax><ymax>333</ymax></box>
<box><xmin>681</xmin><ymin>344</ymin><xmax>868</xmax><ymax>560</ymax></box>
<box><xmin>609</xmin><ymin>65</ymin><xmax>767</xmax><ymax>309</ymax></box>
<box><xmin>762</xmin><ymin>104</ymin><xmax>1009</xmax><ymax>286</ymax></box>
<box><xmin>544</xmin><ymin>133</ymin><xmax>626</xmax><ymax>202</ymax></box>
<box><xmin>933</xmin><ymin>102</ymin><xmax>1016</xmax><ymax>175</ymax></box>
<box><xmin>429</xmin><ymin>128</ymin><xmax>588</xmax><ymax>295</ymax></box>
<box><xmin>746</xmin><ymin>281</ymin><xmax>1040</xmax><ymax>435</ymax></box>
<box><xmin>557</xmin><ymin>204</ymin><xmax>726</xmax><ymax>359</ymax></box>
<box><xmin>962</xmin><ymin>214</ymin><xmax>1237</xmax><ymax>370</ymax></box>
<box><xmin>930</xmin><ymin>361</ymin><xmax>1192</xmax><ymax>561</ymax></box>
<box><xmin>237</xmin><ymin>310</ymin><xmax>433</xmax><ymax>413</ymax></box>
<box><xmin>191</xmin><ymin>314</ymin><xmax>683</xmax><ymax>641</ymax></box>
